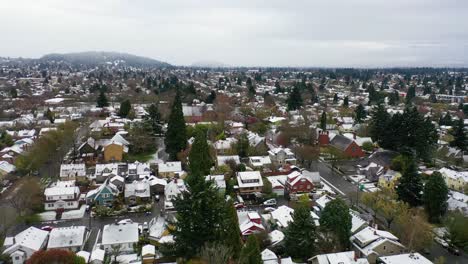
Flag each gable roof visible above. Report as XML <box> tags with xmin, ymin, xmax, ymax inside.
<box><xmin>330</xmin><ymin>134</ymin><xmax>354</xmax><ymax>151</ymax></box>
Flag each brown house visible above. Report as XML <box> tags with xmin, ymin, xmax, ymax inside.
<box><xmin>103</xmin><ymin>142</ymin><xmax>124</xmax><ymax>162</ymax></box>
<box><xmin>330</xmin><ymin>134</ymin><xmax>365</xmax><ymax>158</ymax></box>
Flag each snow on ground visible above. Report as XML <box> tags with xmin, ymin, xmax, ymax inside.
<box><xmin>62</xmin><ymin>205</ymin><xmax>86</xmax><ymax>220</ymax></box>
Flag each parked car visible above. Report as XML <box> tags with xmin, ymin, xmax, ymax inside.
<box><xmin>234</xmin><ymin>202</ymin><xmax>245</xmax><ymax>209</ymax></box>
<box><xmin>40</xmin><ymin>226</ymin><xmax>54</xmax><ymax>232</ymax></box>
<box><xmin>434</xmin><ymin>237</ymin><xmax>449</xmax><ymax>248</ymax></box>
<box><xmin>155</xmin><ymin>195</ymin><xmax>160</xmax><ymax>202</ymax></box>
<box><xmin>448</xmin><ymin>245</ymin><xmax>461</xmax><ymax>256</ymax></box>
<box><xmin>118</xmin><ymin>219</ymin><xmax>134</xmax><ymax>224</ymax></box>
<box><xmin>263</xmin><ymin>198</ymin><xmax>277</xmax><ymax>206</ymax></box>
<box><xmin>263</xmin><ymin>207</ymin><xmax>276</xmax><ymax>213</ymax></box>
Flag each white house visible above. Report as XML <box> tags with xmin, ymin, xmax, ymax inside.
<box><xmin>248</xmin><ymin>156</ymin><xmax>272</xmax><ymax>168</ymax></box>
<box><xmin>158</xmin><ymin>161</ymin><xmax>183</xmax><ymax>178</ymax></box>
<box><xmin>101</xmin><ymin>222</ymin><xmax>139</xmax><ymax>253</ymax></box>
<box><xmin>2</xmin><ymin>227</ymin><xmax>49</xmax><ymax>264</ymax></box>
<box><xmin>236</xmin><ymin>171</ymin><xmax>263</xmax><ymax>194</ymax></box>
<box><xmin>309</xmin><ymin>251</ymin><xmax>369</xmax><ymax>264</ymax></box>
<box><xmin>44</xmin><ymin>181</ymin><xmax>80</xmax><ymax>211</ymax></box>
<box><xmin>47</xmin><ymin>226</ymin><xmax>88</xmax><ymax>252</ymax></box>
<box><xmin>268</xmin><ymin>147</ymin><xmax>296</xmax><ymax>165</ymax></box>
<box><xmin>60</xmin><ymin>163</ymin><xmax>86</xmax><ymax>180</ymax></box>
<box><xmin>205</xmin><ymin>175</ymin><xmax>226</xmax><ymax>193</ymax></box>
<box><xmin>164</xmin><ymin>179</ymin><xmax>186</xmax><ymax>210</ymax></box>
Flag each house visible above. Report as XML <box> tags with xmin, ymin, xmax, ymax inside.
<box><xmin>142</xmin><ymin>244</ymin><xmax>156</xmax><ymax>264</ymax></box>
<box><xmin>236</xmin><ymin>171</ymin><xmax>263</xmax><ymax>194</ymax></box>
<box><xmin>377</xmin><ymin>170</ymin><xmax>401</xmax><ymax>189</ymax></box>
<box><xmin>158</xmin><ymin>161</ymin><xmax>183</xmax><ymax>178</ymax></box>
<box><xmin>86</xmin><ymin>182</ymin><xmax>119</xmax><ymax>206</ymax></box>
<box><xmin>109</xmin><ymin>175</ymin><xmax>125</xmax><ymax>192</ymax></box>
<box><xmin>360</xmin><ymin>162</ymin><xmax>384</xmax><ymax>182</ymax></box>
<box><xmin>125</xmin><ymin>180</ymin><xmax>151</xmax><ymax>205</ymax></box>
<box><xmin>148</xmin><ymin>217</ymin><xmax>167</xmax><ymax>243</ymax></box>
<box><xmin>94</xmin><ymin>163</ymin><xmax>126</xmax><ymax>182</ymax></box>
<box><xmin>60</xmin><ymin>163</ymin><xmax>86</xmax><ymax>180</ymax></box>
<box><xmin>148</xmin><ymin>175</ymin><xmax>167</xmax><ymax>195</ymax></box>
<box><xmin>47</xmin><ymin>226</ymin><xmax>88</xmax><ymax>252</ymax></box>
<box><xmin>213</xmin><ymin>137</ymin><xmax>237</xmax><ymax>153</ymax></box>
<box><xmin>237</xmin><ymin>211</ymin><xmax>265</xmax><ymax>237</ymax></box>
<box><xmin>350</xmin><ymin>226</ymin><xmax>405</xmax><ymax>264</ymax></box>
<box><xmin>101</xmin><ymin>222</ymin><xmax>139</xmax><ymax>253</ymax></box>
<box><xmin>330</xmin><ymin>134</ymin><xmax>365</xmax><ymax>158</ymax></box>
<box><xmin>268</xmin><ymin>147</ymin><xmax>296</xmax><ymax>165</ymax></box>
<box><xmin>270</xmin><ymin>205</ymin><xmax>295</xmax><ymax>229</ymax></box>
<box><xmin>76</xmin><ymin>251</ymin><xmax>91</xmax><ymax>263</ymax></box>
<box><xmin>216</xmin><ymin>155</ymin><xmax>241</xmax><ymax>166</ymax></box>
<box><xmin>309</xmin><ymin>251</ymin><xmax>369</xmax><ymax>264</ymax></box>
<box><xmin>44</xmin><ymin>181</ymin><xmax>80</xmax><ymax>211</ymax></box>
<box><xmin>248</xmin><ymin>156</ymin><xmax>272</xmax><ymax>168</ymax></box>
<box><xmin>127</xmin><ymin>161</ymin><xmax>152</xmax><ymax>181</ymax></box>
<box><xmin>78</xmin><ymin>137</ymin><xmax>99</xmax><ymax>162</ymax></box>
<box><xmin>0</xmin><ymin>160</ymin><xmax>16</xmax><ymax>177</ymax></box>
<box><xmin>2</xmin><ymin>227</ymin><xmax>49</xmax><ymax>264</ymax></box>
<box><xmin>266</xmin><ymin>176</ymin><xmax>286</xmax><ymax>196</ymax></box>
<box><xmin>90</xmin><ymin>248</ymin><xmax>105</xmax><ymax>264</ymax></box>
<box><xmin>377</xmin><ymin>253</ymin><xmax>433</xmax><ymax>264</ymax></box>
<box><xmin>103</xmin><ymin>141</ymin><xmax>124</xmax><ymax>162</ymax></box>
<box><xmin>318</xmin><ymin>130</ymin><xmax>330</xmax><ymax>146</ymax></box>
<box><xmin>164</xmin><ymin>179</ymin><xmax>186</xmax><ymax>210</ymax></box>
<box><xmin>285</xmin><ymin>171</ymin><xmax>318</xmax><ymax>194</ymax></box>
<box><xmin>438</xmin><ymin>167</ymin><xmax>468</xmax><ymax>192</ymax></box>
<box><xmin>206</xmin><ymin>175</ymin><xmax>226</xmax><ymax>193</ymax></box>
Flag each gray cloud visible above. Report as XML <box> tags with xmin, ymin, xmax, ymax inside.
<box><xmin>0</xmin><ymin>0</ymin><xmax>467</xmax><ymax>67</ymax></box>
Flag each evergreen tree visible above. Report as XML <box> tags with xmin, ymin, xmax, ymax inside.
<box><xmin>189</xmin><ymin>129</ymin><xmax>213</xmax><ymax>176</ymax></box>
<box><xmin>118</xmin><ymin>99</ymin><xmax>131</xmax><ymax>118</ymax></box>
<box><xmin>239</xmin><ymin>235</ymin><xmax>261</xmax><ymax>264</ymax></box>
<box><xmin>429</xmin><ymin>92</ymin><xmax>437</xmax><ymax>103</ymax></box>
<box><xmin>45</xmin><ymin>108</ymin><xmax>55</xmax><ymax>124</ymax></box>
<box><xmin>333</xmin><ymin>93</ymin><xmax>338</xmax><ymax>104</ymax></box>
<box><xmin>406</xmin><ymin>86</ymin><xmax>416</xmax><ymax>104</ymax></box>
<box><xmin>165</xmin><ymin>90</ymin><xmax>187</xmax><ymax>160</ymax></box>
<box><xmin>247</xmin><ymin>77</ymin><xmax>256</xmax><ymax>97</ymax></box>
<box><xmin>10</xmin><ymin>87</ymin><xmax>17</xmax><ymax>98</ymax></box>
<box><xmin>423</xmin><ymin>172</ymin><xmax>448</xmax><ymax>223</ymax></box>
<box><xmin>396</xmin><ymin>158</ymin><xmax>423</xmax><ymax>207</ymax></box>
<box><xmin>144</xmin><ymin>103</ymin><xmax>162</xmax><ymax>136</ymax></box>
<box><xmin>354</xmin><ymin>104</ymin><xmax>366</xmax><ymax>123</ymax></box>
<box><xmin>343</xmin><ymin>96</ymin><xmax>349</xmax><ymax>107</ymax></box>
<box><xmin>171</xmin><ymin>171</ymin><xmax>226</xmax><ymax>259</ymax></box>
<box><xmin>284</xmin><ymin>205</ymin><xmax>317</xmax><ymax>260</ymax></box>
<box><xmin>205</xmin><ymin>90</ymin><xmax>216</xmax><ymax>104</ymax></box>
<box><xmin>287</xmin><ymin>85</ymin><xmax>303</xmax><ymax>111</ymax></box>
<box><xmin>319</xmin><ymin>198</ymin><xmax>352</xmax><ymax>249</ymax></box>
<box><xmin>369</xmin><ymin>104</ymin><xmax>390</xmax><ymax>144</ymax></box>
<box><xmin>223</xmin><ymin>202</ymin><xmax>243</xmax><ymax>259</ymax></box>
<box><xmin>388</xmin><ymin>91</ymin><xmax>399</xmax><ymax>106</ymax></box>
<box><xmin>96</xmin><ymin>91</ymin><xmax>109</xmax><ymax>107</ymax></box>
<box><xmin>237</xmin><ymin>133</ymin><xmax>250</xmax><ymax>158</ymax></box>
<box><xmin>450</xmin><ymin>118</ymin><xmax>467</xmax><ymax>151</ymax></box>
<box><xmin>320</xmin><ymin>111</ymin><xmax>327</xmax><ymax>130</ymax></box>
<box><xmin>439</xmin><ymin>112</ymin><xmax>452</xmax><ymax>126</ymax></box>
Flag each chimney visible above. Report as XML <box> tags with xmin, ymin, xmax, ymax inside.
<box><xmin>353</xmin><ymin>132</ymin><xmax>357</xmax><ymax>140</ymax></box>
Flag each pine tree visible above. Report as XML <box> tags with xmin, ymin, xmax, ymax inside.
<box><xmin>319</xmin><ymin>198</ymin><xmax>352</xmax><ymax>249</ymax></box>
<box><xmin>165</xmin><ymin>90</ymin><xmax>187</xmax><ymax>160</ymax></box>
<box><xmin>396</xmin><ymin>158</ymin><xmax>423</xmax><ymax>207</ymax></box>
<box><xmin>450</xmin><ymin>118</ymin><xmax>467</xmax><ymax>151</ymax></box>
<box><xmin>333</xmin><ymin>93</ymin><xmax>338</xmax><ymax>104</ymax></box>
<box><xmin>369</xmin><ymin>104</ymin><xmax>390</xmax><ymax>144</ymax></box>
<box><xmin>423</xmin><ymin>172</ymin><xmax>449</xmax><ymax>223</ymax></box>
<box><xmin>247</xmin><ymin>77</ymin><xmax>256</xmax><ymax>97</ymax></box>
<box><xmin>205</xmin><ymin>90</ymin><xmax>216</xmax><ymax>104</ymax></box>
<box><xmin>343</xmin><ymin>96</ymin><xmax>349</xmax><ymax>107</ymax></box>
<box><xmin>406</xmin><ymin>86</ymin><xmax>416</xmax><ymax>104</ymax></box>
<box><xmin>284</xmin><ymin>205</ymin><xmax>317</xmax><ymax>260</ymax></box>
<box><xmin>287</xmin><ymin>85</ymin><xmax>303</xmax><ymax>111</ymax></box>
<box><xmin>237</xmin><ymin>133</ymin><xmax>250</xmax><ymax>158</ymax></box>
<box><xmin>320</xmin><ymin>111</ymin><xmax>327</xmax><ymax>130</ymax></box>
<box><xmin>223</xmin><ymin>202</ymin><xmax>243</xmax><ymax>259</ymax></box>
<box><xmin>171</xmin><ymin>171</ymin><xmax>226</xmax><ymax>259</ymax></box>
<box><xmin>118</xmin><ymin>99</ymin><xmax>131</xmax><ymax>118</ymax></box>
<box><xmin>354</xmin><ymin>104</ymin><xmax>366</xmax><ymax>123</ymax></box>
<box><xmin>96</xmin><ymin>91</ymin><xmax>109</xmax><ymax>107</ymax></box>
<box><xmin>45</xmin><ymin>108</ymin><xmax>55</xmax><ymax>124</ymax></box>
<box><xmin>189</xmin><ymin>129</ymin><xmax>213</xmax><ymax>176</ymax></box>
<box><xmin>239</xmin><ymin>235</ymin><xmax>261</xmax><ymax>264</ymax></box>
<box><xmin>144</xmin><ymin>103</ymin><xmax>162</xmax><ymax>136</ymax></box>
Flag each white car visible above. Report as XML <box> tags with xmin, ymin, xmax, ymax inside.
<box><xmin>434</xmin><ymin>237</ymin><xmax>449</xmax><ymax>248</ymax></box>
<box><xmin>263</xmin><ymin>198</ymin><xmax>277</xmax><ymax>206</ymax></box>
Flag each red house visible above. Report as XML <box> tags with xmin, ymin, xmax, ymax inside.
<box><xmin>285</xmin><ymin>171</ymin><xmax>314</xmax><ymax>194</ymax></box>
<box><xmin>330</xmin><ymin>134</ymin><xmax>365</xmax><ymax>158</ymax></box>
<box><xmin>239</xmin><ymin>212</ymin><xmax>265</xmax><ymax>237</ymax></box>
<box><xmin>318</xmin><ymin>130</ymin><xmax>330</xmax><ymax>145</ymax></box>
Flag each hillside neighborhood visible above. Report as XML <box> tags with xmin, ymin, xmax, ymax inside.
<box><xmin>0</xmin><ymin>58</ymin><xmax>467</xmax><ymax>264</ymax></box>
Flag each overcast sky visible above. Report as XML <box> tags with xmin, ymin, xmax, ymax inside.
<box><xmin>1</xmin><ymin>0</ymin><xmax>467</xmax><ymax>67</ymax></box>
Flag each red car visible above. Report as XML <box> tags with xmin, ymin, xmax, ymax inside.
<box><xmin>40</xmin><ymin>226</ymin><xmax>54</xmax><ymax>232</ymax></box>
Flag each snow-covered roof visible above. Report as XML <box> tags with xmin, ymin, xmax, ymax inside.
<box><xmin>206</xmin><ymin>175</ymin><xmax>226</xmax><ymax>189</ymax></box>
<box><xmin>47</xmin><ymin>226</ymin><xmax>87</xmax><ymax>249</ymax></box>
<box><xmin>102</xmin><ymin>223</ymin><xmax>139</xmax><ymax>245</ymax></box>
<box><xmin>378</xmin><ymin>253</ymin><xmax>432</xmax><ymax>264</ymax></box>
<box><xmin>3</xmin><ymin>227</ymin><xmax>49</xmax><ymax>256</ymax></box>
<box><xmin>237</xmin><ymin>171</ymin><xmax>263</xmax><ymax>188</ymax></box>
<box><xmin>270</xmin><ymin>205</ymin><xmax>294</xmax><ymax>228</ymax></box>
<box><xmin>124</xmin><ymin>180</ymin><xmax>151</xmax><ymax>198</ymax></box>
<box><xmin>158</xmin><ymin>161</ymin><xmax>182</xmax><ymax>173</ymax></box>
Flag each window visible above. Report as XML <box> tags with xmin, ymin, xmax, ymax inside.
<box><xmin>383</xmin><ymin>246</ymin><xmax>386</xmax><ymax>250</ymax></box>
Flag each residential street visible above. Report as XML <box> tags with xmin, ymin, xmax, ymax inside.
<box><xmin>315</xmin><ymin>160</ymin><xmax>468</xmax><ymax>264</ymax></box>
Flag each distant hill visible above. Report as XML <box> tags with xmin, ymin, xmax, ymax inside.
<box><xmin>39</xmin><ymin>51</ymin><xmax>171</xmax><ymax>67</ymax></box>
<box><xmin>191</xmin><ymin>60</ymin><xmax>229</xmax><ymax>68</ymax></box>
